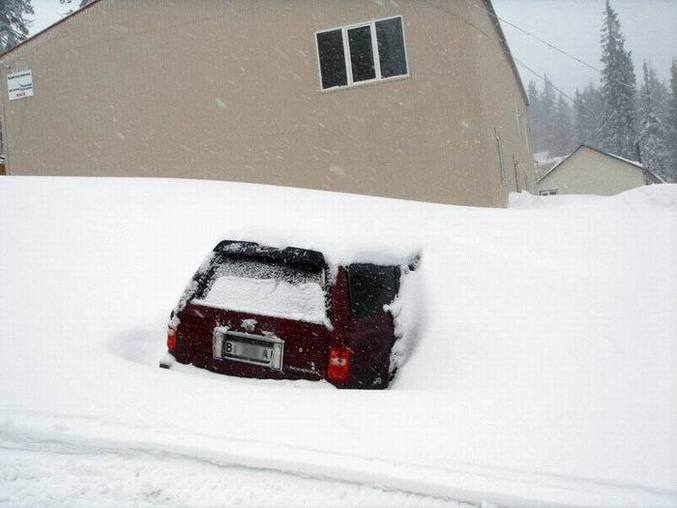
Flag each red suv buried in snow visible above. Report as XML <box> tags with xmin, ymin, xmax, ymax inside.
<box><xmin>160</xmin><ymin>240</ymin><xmax>417</xmax><ymax>389</ymax></box>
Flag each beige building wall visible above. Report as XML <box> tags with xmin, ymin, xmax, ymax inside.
<box><xmin>536</xmin><ymin>146</ymin><xmax>649</xmax><ymax>196</ymax></box>
<box><xmin>0</xmin><ymin>0</ymin><xmax>530</xmax><ymax>207</ymax></box>
<box><xmin>467</xmin><ymin>0</ymin><xmax>534</xmax><ymax>197</ymax></box>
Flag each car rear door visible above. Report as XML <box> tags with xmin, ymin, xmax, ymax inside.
<box><xmin>344</xmin><ymin>263</ymin><xmax>400</xmax><ymax>388</ymax></box>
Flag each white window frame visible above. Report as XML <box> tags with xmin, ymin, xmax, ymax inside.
<box><xmin>315</xmin><ymin>15</ymin><xmax>410</xmax><ymax>91</ymax></box>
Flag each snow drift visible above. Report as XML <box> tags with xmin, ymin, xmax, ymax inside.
<box><xmin>0</xmin><ymin>177</ymin><xmax>675</xmax><ymax>507</ymax></box>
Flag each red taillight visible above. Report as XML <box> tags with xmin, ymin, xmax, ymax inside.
<box><xmin>327</xmin><ymin>346</ymin><xmax>351</xmax><ymax>384</ymax></box>
<box><xmin>167</xmin><ymin>327</ymin><xmax>177</xmax><ymax>353</ymax></box>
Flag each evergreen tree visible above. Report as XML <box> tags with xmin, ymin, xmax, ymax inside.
<box><xmin>540</xmin><ymin>75</ymin><xmax>557</xmax><ymax>153</ymax></box>
<box><xmin>0</xmin><ymin>0</ymin><xmax>33</xmax><ymax>53</ymax></box>
<box><xmin>59</xmin><ymin>0</ymin><xmax>95</xmax><ymax>14</ymax></box>
<box><xmin>638</xmin><ymin>62</ymin><xmax>668</xmax><ymax>180</ymax></box>
<box><xmin>527</xmin><ymin>81</ymin><xmax>543</xmax><ymax>152</ymax></box>
<box><xmin>552</xmin><ymin>94</ymin><xmax>575</xmax><ymax>156</ymax></box>
<box><xmin>666</xmin><ymin>60</ymin><xmax>677</xmax><ymax>182</ymax></box>
<box><xmin>574</xmin><ymin>84</ymin><xmax>604</xmax><ymax>148</ymax></box>
<box><xmin>528</xmin><ymin>77</ymin><xmax>573</xmax><ymax>156</ymax></box>
<box><xmin>599</xmin><ymin>0</ymin><xmax>638</xmax><ymax>159</ymax></box>
<box><xmin>58</xmin><ymin>0</ymin><xmax>74</xmax><ymax>16</ymax></box>
<box><xmin>574</xmin><ymin>90</ymin><xmax>586</xmax><ymax>145</ymax></box>
<box><xmin>645</xmin><ymin>65</ymin><xmax>670</xmax><ymax>125</ymax></box>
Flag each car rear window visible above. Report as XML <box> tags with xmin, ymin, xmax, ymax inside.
<box><xmin>191</xmin><ymin>258</ymin><xmax>328</xmax><ymax>324</ymax></box>
<box><xmin>347</xmin><ymin>264</ymin><xmax>399</xmax><ymax>318</ymax></box>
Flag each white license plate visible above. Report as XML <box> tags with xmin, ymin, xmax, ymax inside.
<box><xmin>225</xmin><ymin>340</ymin><xmax>272</xmax><ymax>364</ymax></box>
<box><xmin>213</xmin><ymin>328</ymin><xmax>284</xmax><ymax>370</ymax></box>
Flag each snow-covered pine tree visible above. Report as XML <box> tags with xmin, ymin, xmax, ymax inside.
<box><xmin>599</xmin><ymin>0</ymin><xmax>638</xmax><ymax>160</ymax></box>
<box><xmin>552</xmin><ymin>94</ymin><xmax>576</xmax><ymax>157</ymax></box>
<box><xmin>574</xmin><ymin>90</ymin><xmax>586</xmax><ymax>146</ymax></box>
<box><xmin>666</xmin><ymin>60</ymin><xmax>677</xmax><ymax>182</ymax></box>
<box><xmin>527</xmin><ymin>81</ymin><xmax>543</xmax><ymax>153</ymax></box>
<box><xmin>541</xmin><ymin>75</ymin><xmax>557</xmax><ymax>153</ymax></box>
<box><xmin>58</xmin><ymin>0</ymin><xmax>95</xmax><ymax>14</ymax></box>
<box><xmin>574</xmin><ymin>84</ymin><xmax>604</xmax><ymax>148</ymax></box>
<box><xmin>526</xmin><ymin>76</ymin><xmax>563</xmax><ymax>155</ymax></box>
<box><xmin>0</xmin><ymin>0</ymin><xmax>33</xmax><ymax>53</ymax></box>
<box><xmin>638</xmin><ymin>62</ymin><xmax>668</xmax><ymax>181</ymax></box>
<box><xmin>646</xmin><ymin>65</ymin><xmax>670</xmax><ymax>125</ymax></box>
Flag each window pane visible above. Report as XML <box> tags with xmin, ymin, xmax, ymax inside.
<box><xmin>317</xmin><ymin>29</ymin><xmax>347</xmax><ymax>89</ymax></box>
<box><xmin>376</xmin><ymin>17</ymin><xmax>407</xmax><ymax>78</ymax></box>
<box><xmin>348</xmin><ymin>26</ymin><xmax>376</xmax><ymax>82</ymax></box>
<box><xmin>348</xmin><ymin>264</ymin><xmax>399</xmax><ymax>318</ymax></box>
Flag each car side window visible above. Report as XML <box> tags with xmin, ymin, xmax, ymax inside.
<box><xmin>347</xmin><ymin>264</ymin><xmax>399</xmax><ymax>318</ymax></box>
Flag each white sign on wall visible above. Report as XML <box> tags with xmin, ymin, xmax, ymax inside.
<box><xmin>8</xmin><ymin>70</ymin><xmax>34</xmax><ymax>101</ymax></box>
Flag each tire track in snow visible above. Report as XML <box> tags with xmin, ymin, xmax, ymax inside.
<box><xmin>0</xmin><ymin>415</ymin><xmax>675</xmax><ymax>508</ymax></box>
<box><xmin>0</xmin><ymin>443</ymin><xmax>462</xmax><ymax>508</ymax></box>
<box><xmin>0</xmin><ymin>429</ymin><xmax>466</xmax><ymax>508</ymax></box>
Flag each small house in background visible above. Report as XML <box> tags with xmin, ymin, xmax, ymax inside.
<box><xmin>0</xmin><ymin>0</ymin><xmax>532</xmax><ymax>207</ymax></box>
<box><xmin>0</xmin><ymin>155</ymin><xmax>5</xmax><ymax>175</ymax></box>
<box><xmin>535</xmin><ymin>145</ymin><xmax>664</xmax><ymax>196</ymax></box>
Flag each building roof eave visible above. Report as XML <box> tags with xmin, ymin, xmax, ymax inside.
<box><xmin>535</xmin><ymin>146</ymin><xmax>581</xmax><ymax>184</ymax></box>
<box><xmin>0</xmin><ymin>0</ymin><xmax>104</xmax><ymax>61</ymax></box>
<box><xmin>481</xmin><ymin>0</ymin><xmax>529</xmax><ymax>106</ymax></box>
<box><xmin>535</xmin><ymin>144</ymin><xmax>665</xmax><ymax>184</ymax></box>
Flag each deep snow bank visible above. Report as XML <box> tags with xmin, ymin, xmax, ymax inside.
<box><xmin>0</xmin><ymin>177</ymin><xmax>675</xmax><ymax>506</ymax></box>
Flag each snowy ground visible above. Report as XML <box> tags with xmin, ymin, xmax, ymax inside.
<box><xmin>1</xmin><ymin>442</ymin><xmax>464</xmax><ymax>508</ymax></box>
<box><xmin>0</xmin><ymin>177</ymin><xmax>676</xmax><ymax>507</ymax></box>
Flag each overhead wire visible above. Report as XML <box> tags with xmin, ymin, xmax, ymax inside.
<box><xmin>419</xmin><ymin>1</ymin><xmax>581</xmax><ymax>105</ymax></box>
<box><xmin>469</xmin><ymin>0</ymin><xmax>637</xmax><ymax>91</ymax></box>
<box><xmin>419</xmin><ymin>0</ymin><xmax>608</xmax><ymax>120</ymax></box>
<box><xmin>512</xmin><ymin>57</ymin><xmax>580</xmax><ymax>106</ymax></box>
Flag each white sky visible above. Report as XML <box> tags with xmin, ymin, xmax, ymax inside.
<box><xmin>493</xmin><ymin>0</ymin><xmax>677</xmax><ymax>94</ymax></box>
<box><xmin>27</xmin><ymin>0</ymin><xmax>677</xmax><ymax>95</ymax></box>
<box><xmin>28</xmin><ymin>0</ymin><xmax>68</xmax><ymax>33</ymax></box>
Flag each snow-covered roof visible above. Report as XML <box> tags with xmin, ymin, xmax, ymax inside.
<box><xmin>536</xmin><ymin>144</ymin><xmax>665</xmax><ymax>184</ymax></box>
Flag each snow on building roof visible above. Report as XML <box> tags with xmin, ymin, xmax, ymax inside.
<box><xmin>536</xmin><ymin>144</ymin><xmax>665</xmax><ymax>184</ymax></box>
